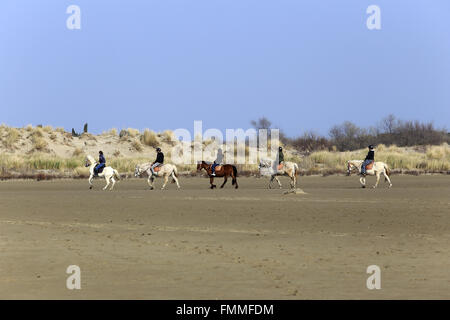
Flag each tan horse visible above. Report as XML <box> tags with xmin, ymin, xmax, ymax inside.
<box><xmin>259</xmin><ymin>159</ymin><xmax>299</xmax><ymax>189</ymax></box>
<box><xmin>135</xmin><ymin>162</ymin><xmax>180</xmax><ymax>190</ymax></box>
<box><xmin>85</xmin><ymin>155</ymin><xmax>121</xmax><ymax>190</ymax></box>
<box><xmin>347</xmin><ymin>160</ymin><xmax>392</xmax><ymax>188</ymax></box>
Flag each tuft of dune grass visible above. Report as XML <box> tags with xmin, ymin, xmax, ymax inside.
<box><xmin>103</xmin><ymin>128</ymin><xmax>118</xmax><ymax>136</ymax></box>
<box><xmin>2</xmin><ymin>127</ymin><xmax>21</xmax><ymax>149</ymax></box>
<box><xmin>131</xmin><ymin>140</ymin><xmax>143</xmax><ymax>152</ymax></box>
<box><xmin>141</xmin><ymin>129</ymin><xmax>159</xmax><ymax>147</ymax></box>
<box><xmin>42</xmin><ymin>125</ymin><xmax>53</xmax><ymax>133</ymax></box>
<box><xmin>127</xmin><ymin>128</ymin><xmax>140</xmax><ymax>137</ymax></box>
<box><xmin>31</xmin><ymin>136</ymin><xmax>48</xmax><ymax>152</ymax></box>
<box><xmin>161</xmin><ymin>130</ymin><xmax>175</xmax><ymax>143</ymax></box>
<box><xmin>72</xmin><ymin>147</ymin><xmax>84</xmax><ymax>157</ymax></box>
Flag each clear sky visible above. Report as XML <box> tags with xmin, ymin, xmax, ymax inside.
<box><xmin>1</xmin><ymin>0</ymin><xmax>449</xmax><ymax>137</ymax></box>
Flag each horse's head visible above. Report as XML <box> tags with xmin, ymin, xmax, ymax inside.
<box><xmin>259</xmin><ymin>158</ymin><xmax>271</xmax><ymax>168</ymax></box>
<box><xmin>134</xmin><ymin>165</ymin><xmax>142</xmax><ymax>177</ymax></box>
<box><xmin>85</xmin><ymin>155</ymin><xmax>95</xmax><ymax>167</ymax></box>
<box><xmin>134</xmin><ymin>165</ymin><xmax>141</xmax><ymax>177</ymax></box>
<box><xmin>197</xmin><ymin>161</ymin><xmax>208</xmax><ymax>171</ymax></box>
<box><xmin>347</xmin><ymin>160</ymin><xmax>361</xmax><ymax>176</ymax></box>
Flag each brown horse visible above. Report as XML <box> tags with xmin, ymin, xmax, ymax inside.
<box><xmin>197</xmin><ymin>161</ymin><xmax>238</xmax><ymax>189</ymax></box>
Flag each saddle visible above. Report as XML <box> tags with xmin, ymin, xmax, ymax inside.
<box><xmin>96</xmin><ymin>165</ymin><xmax>105</xmax><ymax>174</ymax></box>
<box><xmin>364</xmin><ymin>161</ymin><xmax>374</xmax><ymax>170</ymax></box>
<box><xmin>277</xmin><ymin>163</ymin><xmax>284</xmax><ymax>170</ymax></box>
<box><xmin>153</xmin><ymin>166</ymin><xmax>161</xmax><ymax>173</ymax></box>
<box><xmin>214</xmin><ymin>165</ymin><xmax>223</xmax><ymax>171</ymax></box>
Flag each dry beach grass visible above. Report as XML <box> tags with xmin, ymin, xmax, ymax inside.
<box><xmin>0</xmin><ymin>125</ymin><xmax>449</xmax><ymax>179</ymax></box>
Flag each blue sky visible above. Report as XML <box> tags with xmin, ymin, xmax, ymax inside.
<box><xmin>1</xmin><ymin>0</ymin><xmax>449</xmax><ymax>137</ymax></box>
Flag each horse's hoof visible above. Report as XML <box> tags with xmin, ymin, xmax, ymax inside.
<box><xmin>150</xmin><ymin>187</ymin><xmax>154</xmax><ymax>190</ymax></box>
<box><xmin>89</xmin><ymin>186</ymin><xmax>93</xmax><ymax>190</ymax></box>
<box><xmin>362</xmin><ymin>185</ymin><xmax>366</xmax><ymax>188</ymax></box>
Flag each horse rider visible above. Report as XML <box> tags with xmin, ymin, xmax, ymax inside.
<box><xmin>151</xmin><ymin>147</ymin><xmax>164</xmax><ymax>175</ymax></box>
<box><xmin>278</xmin><ymin>146</ymin><xmax>284</xmax><ymax>164</ymax></box>
<box><xmin>94</xmin><ymin>151</ymin><xmax>106</xmax><ymax>176</ymax></box>
<box><xmin>361</xmin><ymin>145</ymin><xmax>375</xmax><ymax>176</ymax></box>
<box><xmin>273</xmin><ymin>146</ymin><xmax>284</xmax><ymax>173</ymax></box>
<box><xmin>211</xmin><ymin>148</ymin><xmax>224</xmax><ymax>176</ymax></box>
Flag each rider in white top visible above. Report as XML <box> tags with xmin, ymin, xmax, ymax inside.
<box><xmin>211</xmin><ymin>148</ymin><xmax>224</xmax><ymax>176</ymax></box>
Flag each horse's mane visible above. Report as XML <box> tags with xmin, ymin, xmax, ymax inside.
<box><xmin>86</xmin><ymin>155</ymin><xmax>96</xmax><ymax>164</ymax></box>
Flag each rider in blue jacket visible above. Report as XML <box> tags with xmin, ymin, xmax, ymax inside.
<box><xmin>94</xmin><ymin>151</ymin><xmax>106</xmax><ymax>176</ymax></box>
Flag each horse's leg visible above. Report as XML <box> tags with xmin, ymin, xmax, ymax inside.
<box><xmin>383</xmin><ymin>171</ymin><xmax>393</xmax><ymax>188</ymax></box>
<box><xmin>220</xmin><ymin>176</ymin><xmax>228</xmax><ymax>188</ymax></box>
<box><xmin>172</xmin><ymin>172</ymin><xmax>180</xmax><ymax>189</ymax></box>
<box><xmin>161</xmin><ymin>174</ymin><xmax>169</xmax><ymax>190</ymax></box>
<box><xmin>149</xmin><ymin>176</ymin><xmax>155</xmax><ymax>190</ymax></box>
<box><xmin>290</xmin><ymin>174</ymin><xmax>295</xmax><ymax>189</ymax></box>
<box><xmin>110</xmin><ymin>177</ymin><xmax>116</xmax><ymax>190</ymax></box>
<box><xmin>88</xmin><ymin>175</ymin><xmax>94</xmax><ymax>189</ymax></box>
<box><xmin>103</xmin><ymin>176</ymin><xmax>110</xmax><ymax>191</ymax></box>
<box><xmin>210</xmin><ymin>176</ymin><xmax>216</xmax><ymax>189</ymax></box>
<box><xmin>373</xmin><ymin>172</ymin><xmax>380</xmax><ymax>188</ymax></box>
<box><xmin>268</xmin><ymin>176</ymin><xmax>274</xmax><ymax>189</ymax></box>
<box><xmin>360</xmin><ymin>176</ymin><xmax>366</xmax><ymax>188</ymax></box>
<box><xmin>275</xmin><ymin>176</ymin><xmax>282</xmax><ymax>189</ymax></box>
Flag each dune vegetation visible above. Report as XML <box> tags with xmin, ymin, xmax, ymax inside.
<box><xmin>0</xmin><ymin>124</ymin><xmax>449</xmax><ymax>180</ymax></box>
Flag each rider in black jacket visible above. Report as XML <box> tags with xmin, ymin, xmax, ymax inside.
<box><xmin>151</xmin><ymin>147</ymin><xmax>164</xmax><ymax>175</ymax></box>
<box><xmin>361</xmin><ymin>145</ymin><xmax>375</xmax><ymax>176</ymax></box>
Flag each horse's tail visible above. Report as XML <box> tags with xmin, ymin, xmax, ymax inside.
<box><xmin>231</xmin><ymin>165</ymin><xmax>238</xmax><ymax>185</ymax></box>
<box><xmin>384</xmin><ymin>164</ymin><xmax>391</xmax><ymax>181</ymax></box>
<box><xmin>113</xmin><ymin>169</ymin><xmax>121</xmax><ymax>181</ymax></box>
<box><xmin>171</xmin><ymin>165</ymin><xmax>178</xmax><ymax>183</ymax></box>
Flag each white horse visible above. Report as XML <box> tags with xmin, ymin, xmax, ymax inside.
<box><xmin>347</xmin><ymin>160</ymin><xmax>392</xmax><ymax>188</ymax></box>
<box><xmin>134</xmin><ymin>162</ymin><xmax>180</xmax><ymax>190</ymax></box>
<box><xmin>259</xmin><ymin>158</ymin><xmax>299</xmax><ymax>189</ymax></box>
<box><xmin>85</xmin><ymin>155</ymin><xmax>121</xmax><ymax>190</ymax></box>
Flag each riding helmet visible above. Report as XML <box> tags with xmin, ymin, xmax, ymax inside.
<box><xmin>368</xmin><ymin>145</ymin><xmax>374</xmax><ymax>150</ymax></box>
<box><xmin>279</xmin><ymin>146</ymin><xmax>283</xmax><ymax>151</ymax></box>
<box><xmin>156</xmin><ymin>147</ymin><xmax>161</xmax><ymax>152</ymax></box>
<box><xmin>99</xmin><ymin>151</ymin><xmax>103</xmax><ymax>155</ymax></box>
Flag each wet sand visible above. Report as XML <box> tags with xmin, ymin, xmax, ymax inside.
<box><xmin>0</xmin><ymin>175</ymin><xmax>449</xmax><ymax>299</ymax></box>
